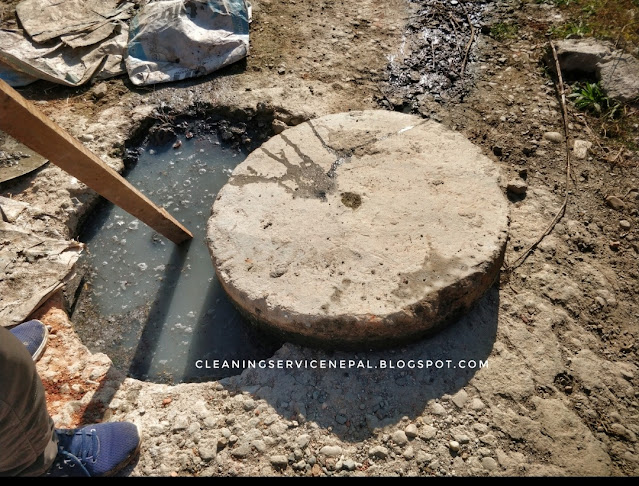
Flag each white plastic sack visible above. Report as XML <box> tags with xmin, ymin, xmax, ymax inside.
<box><xmin>125</xmin><ymin>0</ymin><xmax>250</xmax><ymax>86</ymax></box>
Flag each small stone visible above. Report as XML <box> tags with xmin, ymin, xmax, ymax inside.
<box><xmin>507</xmin><ymin>179</ymin><xmax>528</xmax><ymax>196</ymax></box>
<box><xmin>420</xmin><ymin>425</ymin><xmax>437</xmax><ymax>440</ymax></box>
<box><xmin>415</xmin><ymin>451</ymin><xmax>434</xmax><ymax>465</ymax></box>
<box><xmin>172</xmin><ymin>416</ymin><xmax>188</xmax><ymax>432</ymax></box>
<box><xmin>230</xmin><ymin>443</ymin><xmax>251</xmax><ymax>458</ymax></box>
<box><xmin>335</xmin><ymin>414</ymin><xmax>347</xmax><ymax>425</ymax></box>
<box><xmin>252</xmin><ymin>440</ymin><xmax>267</xmax><ymax>453</ymax></box>
<box><xmin>449</xmin><ymin>440</ymin><xmax>461</xmax><ymax>452</ymax></box>
<box><xmin>92</xmin><ymin>83</ymin><xmax>108</xmax><ymax>100</ymax></box>
<box><xmin>199</xmin><ymin>446</ymin><xmax>216</xmax><ymax>461</ymax></box>
<box><xmin>482</xmin><ymin>457</ymin><xmax>499</xmax><ymax>470</ymax></box>
<box><xmin>405</xmin><ymin>424</ymin><xmax>418</xmax><ymax>438</ymax></box>
<box><xmin>296</xmin><ymin>434</ymin><xmax>311</xmax><ymax>449</ymax></box>
<box><xmin>620</xmin><ymin>220</ymin><xmax>632</xmax><ymax>230</ymax></box>
<box><xmin>203</xmin><ymin>417</ymin><xmax>216</xmax><ymax>429</ymax></box>
<box><xmin>270</xmin><ymin>455</ymin><xmax>288</xmax><ymax>468</ymax></box>
<box><xmin>391</xmin><ymin>430</ymin><xmax>409</xmax><ymax>446</ymax></box>
<box><xmin>478</xmin><ymin>447</ymin><xmax>492</xmax><ymax>457</ymax></box>
<box><xmin>369</xmin><ymin>446</ymin><xmax>389</xmax><ymax>459</ymax></box>
<box><xmin>272</xmin><ymin>119</ymin><xmax>287</xmax><ymax>134</ymax></box>
<box><xmin>479</xmin><ymin>434</ymin><xmax>497</xmax><ymax>446</ymax></box>
<box><xmin>572</xmin><ymin>139</ymin><xmax>592</xmax><ymax>159</ymax></box>
<box><xmin>320</xmin><ymin>445</ymin><xmax>343</xmax><ymax>457</ymax></box>
<box><xmin>450</xmin><ymin>390</ymin><xmax>468</xmax><ymax>409</ymax></box>
<box><xmin>543</xmin><ymin>131</ymin><xmax>563</xmax><ymax>143</ymax></box>
<box><xmin>403</xmin><ymin>446</ymin><xmax>415</xmax><ymax>460</ymax></box>
<box><xmin>311</xmin><ymin>463</ymin><xmax>322</xmax><ymax>476</ymax></box>
<box><xmin>606</xmin><ymin>196</ymin><xmax>626</xmax><ymax>210</ymax></box>
<box><xmin>342</xmin><ymin>459</ymin><xmax>357</xmax><ymax>471</ymax></box>
<box><xmin>430</xmin><ymin>402</ymin><xmax>446</xmax><ymax>416</ymax></box>
<box><xmin>470</xmin><ymin>398</ymin><xmax>485</xmax><ymax>411</ymax></box>
<box><xmin>454</xmin><ymin>434</ymin><xmax>471</xmax><ymax>445</ymax></box>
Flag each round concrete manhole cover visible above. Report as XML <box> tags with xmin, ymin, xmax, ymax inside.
<box><xmin>207</xmin><ymin>110</ymin><xmax>509</xmax><ymax>349</ymax></box>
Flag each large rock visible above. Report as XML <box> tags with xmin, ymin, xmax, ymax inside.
<box><xmin>207</xmin><ymin>110</ymin><xmax>509</xmax><ymax>349</ymax></box>
<box><xmin>548</xmin><ymin>39</ymin><xmax>639</xmax><ymax>104</ymax></box>
<box><xmin>597</xmin><ymin>53</ymin><xmax>639</xmax><ymax>104</ymax></box>
<box><xmin>549</xmin><ymin>38</ymin><xmax>613</xmax><ymax>74</ymax></box>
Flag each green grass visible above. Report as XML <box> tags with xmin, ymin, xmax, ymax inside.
<box><xmin>568</xmin><ymin>82</ymin><xmax>621</xmax><ymax>119</ymax></box>
<box><xmin>543</xmin><ymin>0</ymin><xmax>639</xmax><ymax>47</ymax></box>
<box><xmin>489</xmin><ymin>23</ymin><xmax>519</xmax><ymax>41</ymax></box>
<box><xmin>549</xmin><ymin>19</ymin><xmax>592</xmax><ymax>38</ymax></box>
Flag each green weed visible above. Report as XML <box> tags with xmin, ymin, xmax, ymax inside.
<box><xmin>549</xmin><ymin>19</ymin><xmax>592</xmax><ymax>38</ymax></box>
<box><xmin>567</xmin><ymin>82</ymin><xmax>620</xmax><ymax>119</ymax></box>
<box><xmin>489</xmin><ymin>23</ymin><xmax>519</xmax><ymax>41</ymax></box>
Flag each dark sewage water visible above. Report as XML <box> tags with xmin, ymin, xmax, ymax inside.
<box><xmin>73</xmin><ymin>129</ymin><xmax>283</xmax><ymax>384</ymax></box>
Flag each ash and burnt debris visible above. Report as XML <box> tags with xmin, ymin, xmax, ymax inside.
<box><xmin>379</xmin><ymin>0</ymin><xmax>491</xmax><ymax>111</ymax></box>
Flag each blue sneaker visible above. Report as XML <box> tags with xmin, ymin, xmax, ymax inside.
<box><xmin>45</xmin><ymin>422</ymin><xmax>141</xmax><ymax>477</ymax></box>
<box><xmin>9</xmin><ymin>319</ymin><xmax>48</xmax><ymax>361</ymax></box>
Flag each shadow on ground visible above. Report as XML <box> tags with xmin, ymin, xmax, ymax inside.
<box><xmin>223</xmin><ymin>285</ymin><xmax>500</xmax><ymax>442</ymax></box>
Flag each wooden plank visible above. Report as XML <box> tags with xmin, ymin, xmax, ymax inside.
<box><xmin>0</xmin><ymin>79</ymin><xmax>192</xmax><ymax>244</ymax></box>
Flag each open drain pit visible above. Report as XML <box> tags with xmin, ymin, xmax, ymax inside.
<box><xmin>72</xmin><ymin>118</ymin><xmax>283</xmax><ymax>384</ymax></box>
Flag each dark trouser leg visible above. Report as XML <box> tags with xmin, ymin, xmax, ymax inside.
<box><xmin>0</xmin><ymin>326</ymin><xmax>57</xmax><ymax>476</ymax></box>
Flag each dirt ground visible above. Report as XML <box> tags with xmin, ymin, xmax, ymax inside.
<box><xmin>1</xmin><ymin>0</ymin><xmax>638</xmax><ymax>477</ymax></box>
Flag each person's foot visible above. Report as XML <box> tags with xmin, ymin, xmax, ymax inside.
<box><xmin>9</xmin><ymin>319</ymin><xmax>48</xmax><ymax>361</ymax></box>
<box><xmin>45</xmin><ymin>422</ymin><xmax>141</xmax><ymax>477</ymax></box>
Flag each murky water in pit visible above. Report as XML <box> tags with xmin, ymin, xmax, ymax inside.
<box><xmin>74</xmin><ymin>131</ymin><xmax>283</xmax><ymax>384</ymax></box>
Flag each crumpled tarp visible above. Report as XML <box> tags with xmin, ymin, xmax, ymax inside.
<box><xmin>16</xmin><ymin>0</ymin><xmax>135</xmax><ymax>45</ymax></box>
<box><xmin>0</xmin><ymin>218</ymin><xmax>85</xmax><ymax>328</ymax></box>
<box><xmin>0</xmin><ymin>26</ymin><xmax>130</xmax><ymax>87</ymax></box>
<box><xmin>0</xmin><ymin>0</ymin><xmax>250</xmax><ymax>88</ymax></box>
